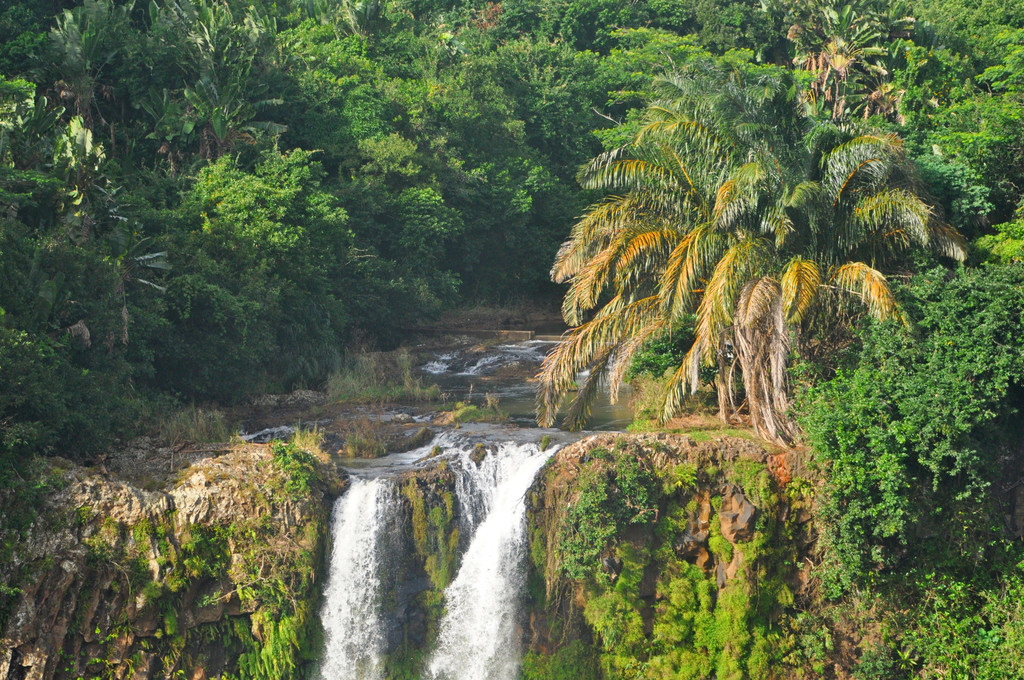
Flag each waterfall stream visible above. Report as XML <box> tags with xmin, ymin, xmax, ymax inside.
<box><xmin>317</xmin><ymin>478</ymin><xmax>401</xmax><ymax>680</ymax></box>
<box><xmin>314</xmin><ymin>338</ymin><xmax>605</xmax><ymax>679</ymax></box>
<box><xmin>315</xmin><ymin>437</ymin><xmax>553</xmax><ymax>679</ymax></box>
<box><xmin>427</xmin><ymin>442</ymin><xmax>553</xmax><ymax>680</ymax></box>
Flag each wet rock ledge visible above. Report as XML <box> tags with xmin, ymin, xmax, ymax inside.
<box><xmin>0</xmin><ymin>442</ymin><xmax>347</xmax><ymax>680</ymax></box>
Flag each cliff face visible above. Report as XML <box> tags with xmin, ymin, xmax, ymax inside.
<box><xmin>0</xmin><ymin>440</ymin><xmax>345</xmax><ymax>680</ymax></box>
<box><xmin>522</xmin><ymin>433</ymin><xmax>816</xmax><ymax>679</ymax></box>
<box><xmin>0</xmin><ymin>430</ymin><xmax>818</xmax><ymax>680</ymax></box>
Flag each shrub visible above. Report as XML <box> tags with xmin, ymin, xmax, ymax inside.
<box><xmin>799</xmin><ymin>264</ymin><xmax>1024</xmax><ymax>590</ymax></box>
<box><xmin>270</xmin><ymin>441</ymin><xmax>318</xmax><ymax>496</ymax></box>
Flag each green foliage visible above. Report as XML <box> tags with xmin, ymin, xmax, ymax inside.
<box><xmin>327</xmin><ymin>350</ymin><xmax>440</xmax><ymax>404</ymax></box>
<box><xmin>800</xmin><ymin>265</ymin><xmax>1024</xmax><ymax>591</ymax></box>
<box><xmin>402</xmin><ymin>478</ymin><xmax>459</xmax><ymax>591</ymax></box>
<box><xmin>975</xmin><ymin>201</ymin><xmax>1024</xmax><ymax>263</ymax></box>
<box><xmin>557</xmin><ymin>447</ymin><xmax>659</xmax><ymax>580</ymax></box>
<box><xmin>521</xmin><ymin>640</ymin><xmax>601</xmax><ymax>680</ymax></box>
<box><xmin>626</xmin><ymin>320</ymin><xmax>697</xmax><ymax>381</ymax></box>
<box><xmin>442</xmin><ymin>399</ymin><xmax>508</xmax><ymax>425</ymax></box>
<box><xmin>538</xmin><ymin>439</ymin><xmax>801</xmax><ymax>678</ymax></box>
<box><xmin>3</xmin><ymin>2</ymin><xmax>1024</xmax><ymax>676</ymax></box>
<box><xmin>270</xmin><ymin>440</ymin><xmax>318</xmax><ymax>496</ymax></box>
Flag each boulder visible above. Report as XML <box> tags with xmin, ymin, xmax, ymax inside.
<box><xmin>719</xmin><ymin>485</ymin><xmax>758</xmax><ymax>544</ymax></box>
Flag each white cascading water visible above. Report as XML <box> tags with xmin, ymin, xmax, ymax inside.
<box><xmin>316</xmin><ymin>477</ymin><xmax>399</xmax><ymax>680</ymax></box>
<box><xmin>427</xmin><ymin>441</ymin><xmax>555</xmax><ymax>680</ymax></box>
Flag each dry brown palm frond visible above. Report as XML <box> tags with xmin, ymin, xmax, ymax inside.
<box><xmin>737</xmin><ymin>276</ymin><xmax>781</xmax><ymax>327</ymax></box>
<box><xmin>928</xmin><ymin>220</ymin><xmax>967</xmax><ymax>262</ymax></box>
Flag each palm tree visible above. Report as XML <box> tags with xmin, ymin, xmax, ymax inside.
<box><xmin>536</xmin><ymin>63</ymin><xmax>964</xmax><ymax>444</ymax></box>
<box><xmin>49</xmin><ymin>0</ymin><xmax>133</xmax><ymax>130</ymax></box>
<box><xmin>777</xmin><ymin>0</ymin><xmax>914</xmax><ymax>121</ymax></box>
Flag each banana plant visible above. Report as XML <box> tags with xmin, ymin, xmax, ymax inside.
<box><xmin>182</xmin><ymin>73</ymin><xmax>285</xmax><ymax>158</ymax></box>
<box><xmin>304</xmin><ymin>0</ymin><xmax>385</xmax><ymax>38</ymax></box>
<box><xmin>108</xmin><ymin>226</ymin><xmax>171</xmax><ymax>345</ymax></box>
<box><xmin>1</xmin><ymin>80</ymin><xmax>65</xmax><ymax>212</ymax></box>
<box><xmin>51</xmin><ymin>116</ymin><xmax>110</xmax><ymax>241</ymax></box>
<box><xmin>143</xmin><ymin>0</ymin><xmax>285</xmax><ymax>159</ymax></box>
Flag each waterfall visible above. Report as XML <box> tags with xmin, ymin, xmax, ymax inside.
<box><xmin>316</xmin><ymin>477</ymin><xmax>399</xmax><ymax>680</ymax></box>
<box><xmin>427</xmin><ymin>442</ymin><xmax>554</xmax><ymax>680</ymax></box>
<box><xmin>316</xmin><ymin>434</ymin><xmax>556</xmax><ymax>680</ymax></box>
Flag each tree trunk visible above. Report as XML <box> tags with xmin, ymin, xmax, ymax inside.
<box><xmin>732</xmin><ymin>284</ymin><xmax>799</xmax><ymax>446</ymax></box>
<box><xmin>715</xmin><ymin>334</ymin><xmax>738</xmax><ymax>424</ymax></box>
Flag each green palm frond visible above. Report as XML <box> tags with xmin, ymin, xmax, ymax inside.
<box><xmin>830</xmin><ymin>262</ymin><xmax>901</xmax><ymax>322</ymax></box>
<box><xmin>563</xmin><ymin>346</ymin><xmax>616</xmax><ymax>431</ymax></box>
<box><xmin>780</xmin><ymin>257</ymin><xmax>822</xmax><ymax>323</ymax></box>
<box><xmin>537</xmin><ymin>296</ymin><xmax>661</xmax><ymax>427</ymax></box>
<box><xmin>606</xmin><ymin>319</ymin><xmax>670</xmax><ymax>403</ymax></box>
<box><xmin>698</xmin><ymin>237</ymin><xmax>772</xmax><ymax>347</ymax></box>
<box><xmin>660</xmin><ymin>225</ymin><xmax>724</xmax><ymax>320</ymax></box>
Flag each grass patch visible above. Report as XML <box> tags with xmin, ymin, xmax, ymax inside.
<box><xmin>327</xmin><ymin>349</ymin><xmax>440</xmax><ymax>404</ymax></box>
<box><xmin>158</xmin><ymin>405</ymin><xmax>233</xmax><ymax>445</ymax></box>
<box><xmin>289</xmin><ymin>426</ymin><xmax>325</xmax><ymax>460</ymax></box>
<box><xmin>342</xmin><ymin>418</ymin><xmax>389</xmax><ymax>458</ymax></box>
<box><xmin>440</xmin><ymin>395</ymin><xmax>507</xmax><ymax>425</ymax></box>
<box><xmin>346</xmin><ymin>434</ymin><xmax>387</xmax><ymax>458</ymax></box>
<box><xmin>629</xmin><ymin>373</ymin><xmax>716</xmax><ymax>422</ymax></box>
<box><xmin>628</xmin><ymin>417</ymin><xmax>757</xmax><ymax>442</ymax></box>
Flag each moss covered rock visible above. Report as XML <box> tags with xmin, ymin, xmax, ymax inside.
<box><xmin>0</xmin><ymin>441</ymin><xmax>345</xmax><ymax>680</ymax></box>
<box><xmin>524</xmin><ymin>433</ymin><xmax>815</xmax><ymax>680</ymax></box>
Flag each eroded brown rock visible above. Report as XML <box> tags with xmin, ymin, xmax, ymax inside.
<box><xmin>719</xmin><ymin>484</ymin><xmax>758</xmax><ymax>544</ymax></box>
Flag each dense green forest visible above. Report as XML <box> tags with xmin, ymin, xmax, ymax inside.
<box><xmin>3</xmin><ymin>0</ymin><xmax>1024</xmax><ymax>463</ymax></box>
<box><xmin>2</xmin><ymin>0</ymin><xmax>1024</xmax><ymax>676</ymax></box>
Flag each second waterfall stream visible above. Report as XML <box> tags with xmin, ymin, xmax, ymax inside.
<box><xmin>315</xmin><ymin>435</ymin><xmax>555</xmax><ymax>680</ymax></box>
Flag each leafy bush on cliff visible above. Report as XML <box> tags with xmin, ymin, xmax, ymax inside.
<box><xmin>801</xmin><ymin>265</ymin><xmax>1024</xmax><ymax>589</ymax></box>
<box><xmin>534</xmin><ymin>438</ymin><xmax>806</xmax><ymax>679</ymax></box>
<box><xmin>558</xmin><ymin>446</ymin><xmax>659</xmax><ymax>580</ymax></box>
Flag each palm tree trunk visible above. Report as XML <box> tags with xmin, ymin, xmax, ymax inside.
<box><xmin>715</xmin><ymin>334</ymin><xmax>737</xmax><ymax>424</ymax></box>
<box><xmin>733</xmin><ymin>296</ymin><xmax>798</xmax><ymax>446</ymax></box>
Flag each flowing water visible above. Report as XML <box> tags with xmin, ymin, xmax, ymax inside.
<box><xmin>316</xmin><ymin>338</ymin><xmax>626</xmax><ymax>679</ymax></box>
<box><xmin>317</xmin><ymin>478</ymin><xmax>402</xmax><ymax>680</ymax></box>
<box><xmin>420</xmin><ymin>340</ymin><xmax>634</xmax><ymax>431</ymax></box>
<box><xmin>427</xmin><ymin>442</ymin><xmax>553</xmax><ymax>679</ymax></box>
